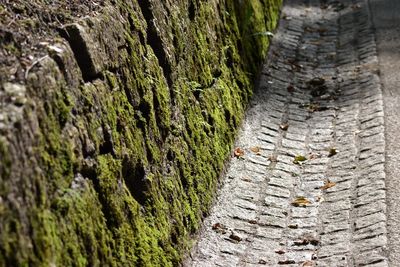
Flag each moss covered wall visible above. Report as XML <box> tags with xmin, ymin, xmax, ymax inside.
<box><xmin>0</xmin><ymin>0</ymin><xmax>281</xmax><ymax>265</ymax></box>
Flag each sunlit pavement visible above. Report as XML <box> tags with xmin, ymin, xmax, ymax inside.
<box><xmin>185</xmin><ymin>0</ymin><xmax>389</xmax><ymax>266</ymax></box>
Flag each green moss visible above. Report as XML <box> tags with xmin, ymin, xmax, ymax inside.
<box><xmin>0</xmin><ymin>0</ymin><xmax>282</xmax><ymax>265</ymax></box>
<box><xmin>0</xmin><ymin>139</ymin><xmax>11</xmax><ymax>182</ymax></box>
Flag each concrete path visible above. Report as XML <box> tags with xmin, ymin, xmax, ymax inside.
<box><xmin>369</xmin><ymin>0</ymin><xmax>400</xmax><ymax>266</ymax></box>
<box><xmin>185</xmin><ymin>0</ymin><xmax>389</xmax><ymax>266</ymax></box>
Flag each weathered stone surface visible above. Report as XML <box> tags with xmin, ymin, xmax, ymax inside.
<box><xmin>0</xmin><ymin>0</ymin><xmax>282</xmax><ymax>265</ymax></box>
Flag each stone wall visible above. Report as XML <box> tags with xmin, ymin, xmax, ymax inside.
<box><xmin>0</xmin><ymin>0</ymin><xmax>281</xmax><ymax>265</ymax></box>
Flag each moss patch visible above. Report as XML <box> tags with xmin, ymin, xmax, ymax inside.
<box><xmin>0</xmin><ymin>0</ymin><xmax>282</xmax><ymax>265</ymax></box>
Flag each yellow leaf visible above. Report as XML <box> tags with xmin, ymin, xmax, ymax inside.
<box><xmin>292</xmin><ymin>196</ymin><xmax>311</xmax><ymax>207</ymax></box>
<box><xmin>293</xmin><ymin>155</ymin><xmax>307</xmax><ymax>164</ymax></box>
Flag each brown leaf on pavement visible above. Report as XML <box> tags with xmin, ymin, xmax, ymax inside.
<box><xmin>320</xmin><ymin>180</ymin><xmax>336</xmax><ymax>190</ymax></box>
<box><xmin>328</xmin><ymin>147</ymin><xmax>337</xmax><ymax>157</ymax></box>
<box><xmin>280</xmin><ymin>122</ymin><xmax>289</xmax><ymax>131</ymax></box>
<box><xmin>275</xmin><ymin>249</ymin><xmax>286</xmax><ymax>254</ymax></box>
<box><xmin>234</xmin><ymin>147</ymin><xmax>244</xmax><ymax>158</ymax></box>
<box><xmin>308</xmin><ymin>153</ymin><xmax>318</xmax><ymax>160</ymax></box>
<box><xmin>268</xmin><ymin>155</ymin><xmax>278</xmax><ymax>162</ymax></box>
<box><xmin>250</xmin><ymin>146</ymin><xmax>261</xmax><ymax>154</ymax></box>
<box><xmin>293</xmin><ymin>237</ymin><xmax>319</xmax><ymax>246</ymax></box>
<box><xmin>307</xmin><ymin>77</ymin><xmax>325</xmax><ymax>87</ymax></box>
<box><xmin>292</xmin><ymin>196</ymin><xmax>311</xmax><ymax>207</ymax></box>
<box><xmin>258</xmin><ymin>259</ymin><xmax>267</xmax><ymax>265</ymax></box>
<box><xmin>229</xmin><ymin>232</ymin><xmax>242</xmax><ymax>242</ymax></box>
<box><xmin>212</xmin><ymin>223</ymin><xmax>227</xmax><ymax>234</ymax></box>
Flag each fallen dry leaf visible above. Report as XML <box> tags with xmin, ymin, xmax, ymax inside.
<box><xmin>275</xmin><ymin>249</ymin><xmax>286</xmax><ymax>255</ymax></box>
<box><xmin>250</xmin><ymin>146</ymin><xmax>261</xmax><ymax>154</ymax></box>
<box><xmin>234</xmin><ymin>147</ymin><xmax>244</xmax><ymax>158</ymax></box>
<box><xmin>280</xmin><ymin>123</ymin><xmax>289</xmax><ymax>131</ymax></box>
<box><xmin>293</xmin><ymin>155</ymin><xmax>307</xmax><ymax>164</ymax></box>
<box><xmin>315</xmin><ymin>196</ymin><xmax>323</xmax><ymax>202</ymax></box>
<box><xmin>293</xmin><ymin>237</ymin><xmax>319</xmax><ymax>246</ymax></box>
<box><xmin>320</xmin><ymin>180</ymin><xmax>336</xmax><ymax>190</ymax></box>
<box><xmin>229</xmin><ymin>232</ymin><xmax>242</xmax><ymax>242</ymax></box>
<box><xmin>292</xmin><ymin>196</ymin><xmax>311</xmax><ymax>207</ymax></box>
<box><xmin>305</xmin><ymin>103</ymin><xmax>328</xmax><ymax>113</ymax></box>
<box><xmin>307</xmin><ymin>77</ymin><xmax>325</xmax><ymax>87</ymax></box>
<box><xmin>308</xmin><ymin>153</ymin><xmax>317</xmax><ymax>160</ymax></box>
<box><xmin>258</xmin><ymin>259</ymin><xmax>267</xmax><ymax>265</ymax></box>
<box><xmin>328</xmin><ymin>147</ymin><xmax>337</xmax><ymax>157</ymax></box>
<box><xmin>212</xmin><ymin>223</ymin><xmax>227</xmax><ymax>234</ymax></box>
<box><xmin>268</xmin><ymin>155</ymin><xmax>278</xmax><ymax>162</ymax></box>
<box><xmin>248</xmin><ymin>219</ymin><xmax>258</xmax><ymax>224</ymax></box>
<box><xmin>241</xmin><ymin>177</ymin><xmax>252</xmax><ymax>182</ymax></box>
<box><xmin>287</xmin><ymin>84</ymin><xmax>295</xmax><ymax>93</ymax></box>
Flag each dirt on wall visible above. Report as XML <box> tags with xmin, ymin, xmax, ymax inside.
<box><xmin>0</xmin><ymin>0</ymin><xmax>282</xmax><ymax>266</ymax></box>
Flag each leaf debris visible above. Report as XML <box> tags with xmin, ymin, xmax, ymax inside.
<box><xmin>293</xmin><ymin>237</ymin><xmax>319</xmax><ymax>246</ymax></box>
<box><xmin>212</xmin><ymin>223</ymin><xmax>227</xmax><ymax>234</ymax></box>
<box><xmin>280</xmin><ymin>123</ymin><xmax>289</xmax><ymax>131</ymax></box>
<box><xmin>234</xmin><ymin>147</ymin><xmax>244</xmax><ymax>158</ymax></box>
<box><xmin>229</xmin><ymin>232</ymin><xmax>242</xmax><ymax>242</ymax></box>
<box><xmin>268</xmin><ymin>155</ymin><xmax>278</xmax><ymax>163</ymax></box>
<box><xmin>328</xmin><ymin>147</ymin><xmax>337</xmax><ymax>157</ymax></box>
<box><xmin>250</xmin><ymin>146</ymin><xmax>261</xmax><ymax>155</ymax></box>
<box><xmin>293</xmin><ymin>155</ymin><xmax>307</xmax><ymax>164</ymax></box>
<box><xmin>291</xmin><ymin>196</ymin><xmax>311</xmax><ymax>207</ymax></box>
<box><xmin>258</xmin><ymin>259</ymin><xmax>267</xmax><ymax>265</ymax></box>
<box><xmin>320</xmin><ymin>180</ymin><xmax>336</xmax><ymax>190</ymax></box>
<box><xmin>275</xmin><ymin>249</ymin><xmax>286</xmax><ymax>255</ymax></box>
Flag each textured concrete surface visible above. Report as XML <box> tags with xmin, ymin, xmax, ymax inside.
<box><xmin>369</xmin><ymin>0</ymin><xmax>400</xmax><ymax>265</ymax></box>
<box><xmin>185</xmin><ymin>0</ymin><xmax>388</xmax><ymax>266</ymax></box>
